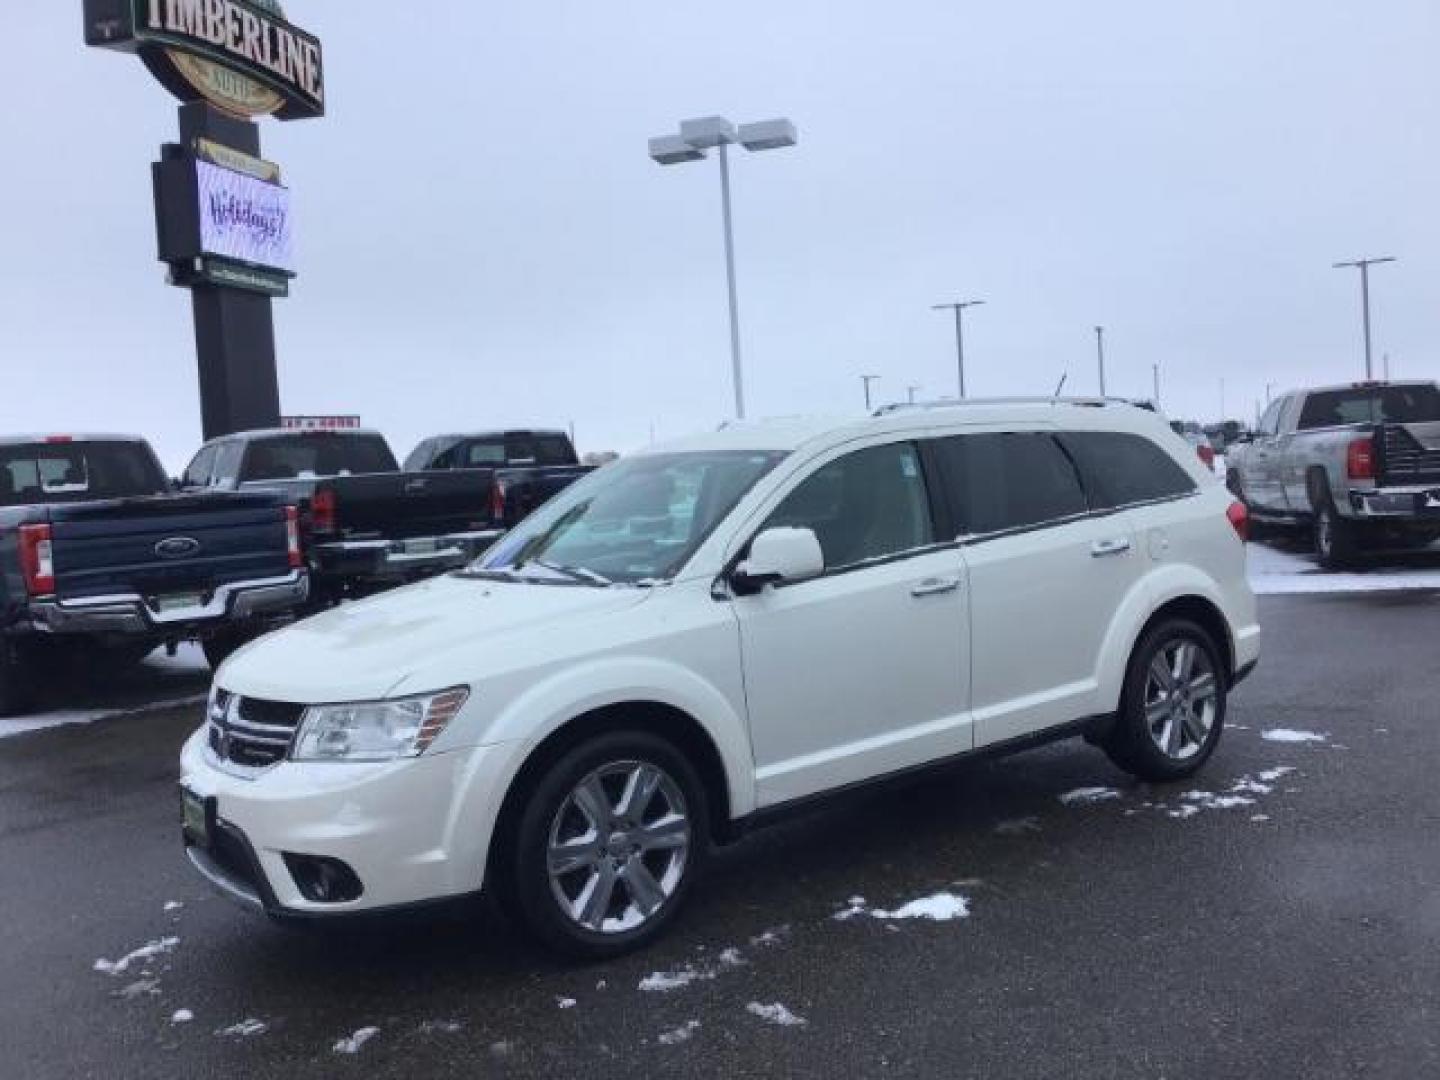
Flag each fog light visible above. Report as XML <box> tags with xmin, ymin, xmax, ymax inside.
<box><xmin>282</xmin><ymin>853</ymin><xmax>363</xmax><ymax>903</ymax></box>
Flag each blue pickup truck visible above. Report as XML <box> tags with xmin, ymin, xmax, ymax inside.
<box><xmin>0</xmin><ymin>434</ymin><xmax>309</xmax><ymax>714</ymax></box>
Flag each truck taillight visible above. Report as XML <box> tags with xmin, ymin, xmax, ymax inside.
<box><xmin>1345</xmin><ymin>437</ymin><xmax>1375</xmax><ymax>480</ymax></box>
<box><xmin>284</xmin><ymin>506</ymin><xmax>303</xmax><ymax>569</ymax></box>
<box><xmin>311</xmin><ymin>488</ymin><xmax>336</xmax><ymax>533</ymax></box>
<box><xmin>19</xmin><ymin>524</ymin><xmax>55</xmax><ymax>595</ymax></box>
<box><xmin>1226</xmin><ymin>500</ymin><xmax>1249</xmax><ymax>542</ymax></box>
<box><xmin>491</xmin><ymin>481</ymin><xmax>507</xmax><ymax>523</ymax></box>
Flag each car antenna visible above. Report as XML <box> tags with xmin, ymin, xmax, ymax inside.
<box><xmin>1052</xmin><ymin>372</ymin><xmax>1068</xmax><ymax>400</ymax></box>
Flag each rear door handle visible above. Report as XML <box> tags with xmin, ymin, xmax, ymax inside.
<box><xmin>1090</xmin><ymin>537</ymin><xmax>1132</xmax><ymax>558</ymax></box>
<box><xmin>910</xmin><ymin>576</ymin><xmax>961</xmax><ymax>598</ymax></box>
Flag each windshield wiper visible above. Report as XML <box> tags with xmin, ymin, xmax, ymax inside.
<box><xmin>521</xmin><ymin>559</ymin><xmax>613</xmax><ymax>586</ymax></box>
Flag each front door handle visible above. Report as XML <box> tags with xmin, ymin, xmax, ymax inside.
<box><xmin>1090</xmin><ymin>537</ymin><xmax>1132</xmax><ymax>558</ymax></box>
<box><xmin>910</xmin><ymin>576</ymin><xmax>961</xmax><ymax>598</ymax></box>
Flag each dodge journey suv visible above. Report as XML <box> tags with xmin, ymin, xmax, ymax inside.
<box><xmin>181</xmin><ymin>401</ymin><xmax>1260</xmax><ymax>956</ymax></box>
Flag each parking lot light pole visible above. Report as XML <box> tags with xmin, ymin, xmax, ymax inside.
<box><xmin>906</xmin><ymin>384</ymin><xmax>923</xmax><ymax>404</ymax></box>
<box><xmin>931</xmin><ymin>299</ymin><xmax>984</xmax><ymax>398</ymax></box>
<box><xmin>1094</xmin><ymin>326</ymin><xmax>1107</xmax><ymax>396</ymax></box>
<box><xmin>1152</xmin><ymin>363</ymin><xmax>1160</xmax><ymax>409</ymax></box>
<box><xmin>860</xmin><ymin>374</ymin><xmax>881</xmax><ymax>411</ymax></box>
<box><xmin>1333</xmin><ymin>256</ymin><xmax>1397</xmax><ymax>380</ymax></box>
<box><xmin>648</xmin><ymin>116</ymin><xmax>799</xmax><ymax>421</ymax></box>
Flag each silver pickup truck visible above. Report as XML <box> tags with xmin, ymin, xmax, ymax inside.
<box><xmin>1226</xmin><ymin>381</ymin><xmax>1440</xmax><ymax>567</ymax></box>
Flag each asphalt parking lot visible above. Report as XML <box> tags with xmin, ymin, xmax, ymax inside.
<box><xmin>3</xmin><ymin>580</ymin><xmax>1439</xmax><ymax>1078</ymax></box>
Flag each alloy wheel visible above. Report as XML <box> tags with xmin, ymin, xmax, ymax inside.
<box><xmin>1142</xmin><ymin>638</ymin><xmax>1219</xmax><ymax>761</ymax></box>
<box><xmin>546</xmin><ymin>759</ymin><xmax>691</xmax><ymax>934</ymax></box>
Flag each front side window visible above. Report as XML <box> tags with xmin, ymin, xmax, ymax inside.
<box><xmin>1060</xmin><ymin>431</ymin><xmax>1196</xmax><ymax>510</ymax></box>
<box><xmin>474</xmin><ymin>450</ymin><xmax>784</xmax><ymax>585</ymax></box>
<box><xmin>1257</xmin><ymin>398</ymin><xmax>1284</xmax><ymax>436</ymax></box>
<box><xmin>934</xmin><ymin>432</ymin><xmax>1087</xmax><ymax>535</ymax></box>
<box><xmin>762</xmin><ymin>442</ymin><xmax>934</xmax><ymax>570</ymax></box>
<box><xmin>183</xmin><ymin>445</ymin><xmax>217</xmax><ymax>488</ymax></box>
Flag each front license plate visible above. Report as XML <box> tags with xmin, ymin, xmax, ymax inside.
<box><xmin>181</xmin><ymin>786</ymin><xmax>211</xmax><ymax>848</ymax></box>
<box><xmin>154</xmin><ymin>592</ymin><xmax>203</xmax><ymax>613</ymax></box>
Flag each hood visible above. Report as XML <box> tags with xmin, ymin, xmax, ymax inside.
<box><xmin>219</xmin><ymin>574</ymin><xmax>653</xmax><ymax>702</ymax></box>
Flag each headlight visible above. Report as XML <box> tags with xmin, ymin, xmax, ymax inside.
<box><xmin>291</xmin><ymin>687</ymin><xmax>469</xmax><ymax>762</ymax></box>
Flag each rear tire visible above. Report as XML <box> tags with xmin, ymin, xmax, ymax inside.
<box><xmin>1314</xmin><ymin>500</ymin><xmax>1363</xmax><ymax>569</ymax></box>
<box><xmin>1103</xmin><ymin>618</ymin><xmax>1226</xmax><ymax>783</ymax></box>
<box><xmin>498</xmin><ymin>729</ymin><xmax>709</xmax><ymax>959</ymax></box>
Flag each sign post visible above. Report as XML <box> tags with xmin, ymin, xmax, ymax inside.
<box><xmin>83</xmin><ymin>0</ymin><xmax>324</xmax><ymax>440</ymax></box>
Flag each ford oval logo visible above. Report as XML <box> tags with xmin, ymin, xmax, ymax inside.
<box><xmin>155</xmin><ymin>536</ymin><xmax>202</xmax><ymax>559</ymax></box>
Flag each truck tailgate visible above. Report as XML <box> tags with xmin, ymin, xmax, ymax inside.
<box><xmin>322</xmin><ymin>470</ymin><xmax>497</xmax><ymax>540</ymax></box>
<box><xmin>1376</xmin><ymin>422</ymin><xmax>1440</xmax><ymax>486</ymax></box>
<box><xmin>49</xmin><ymin>493</ymin><xmax>293</xmax><ymax>601</ymax></box>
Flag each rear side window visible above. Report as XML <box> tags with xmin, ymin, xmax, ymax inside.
<box><xmin>240</xmin><ymin>434</ymin><xmax>398</xmax><ymax>480</ymax></box>
<box><xmin>1060</xmin><ymin>431</ymin><xmax>1197</xmax><ymax>510</ymax></box>
<box><xmin>1297</xmin><ymin>385</ymin><xmax>1440</xmax><ymax>429</ymax></box>
<box><xmin>930</xmin><ymin>432</ymin><xmax>1087</xmax><ymax>536</ymax></box>
<box><xmin>764</xmin><ymin>442</ymin><xmax>934</xmax><ymax>569</ymax></box>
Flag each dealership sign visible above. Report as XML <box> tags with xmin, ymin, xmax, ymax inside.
<box><xmin>84</xmin><ymin>0</ymin><xmax>323</xmax><ymax>120</ymax></box>
<box><xmin>198</xmin><ymin>159</ymin><xmax>293</xmax><ymax>272</ymax></box>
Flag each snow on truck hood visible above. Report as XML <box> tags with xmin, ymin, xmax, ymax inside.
<box><xmin>218</xmin><ymin>573</ymin><xmax>653</xmax><ymax>703</ymax></box>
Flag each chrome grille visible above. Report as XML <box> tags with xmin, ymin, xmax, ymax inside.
<box><xmin>208</xmin><ymin>690</ymin><xmax>305</xmax><ymax>769</ymax></box>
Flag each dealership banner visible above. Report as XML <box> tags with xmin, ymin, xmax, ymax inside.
<box><xmin>197</xmin><ymin>160</ymin><xmax>294</xmax><ymax>273</ymax></box>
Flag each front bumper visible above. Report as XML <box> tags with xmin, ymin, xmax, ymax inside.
<box><xmin>1347</xmin><ymin>486</ymin><xmax>1440</xmax><ymax>522</ymax></box>
<box><xmin>313</xmin><ymin>530</ymin><xmax>503</xmax><ymax>585</ymax></box>
<box><xmin>178</xmin><ymin>727</ymin><xmax>514</xmax><ymax>915</ymax></box>
<box><xmin>27</xmin><ymin>570</ymin><xmax>308</xmax><ymax>638</ymax></box>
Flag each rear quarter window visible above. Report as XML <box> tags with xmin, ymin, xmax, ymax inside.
<box><xmin>1060</xmin><ymin>431</ymin><xmax>1197</xmax><ymax>509</ymax></box>
<box><xmin>933</xmin><ymin>432</ymin><xmax>1088</xmax><ymax>535</ymax></box>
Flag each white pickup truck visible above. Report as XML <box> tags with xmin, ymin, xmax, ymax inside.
<box><xmin>1226</xmin><ymin>381</ymin><xmax>1440</xmax><ymax>567</ymax></box>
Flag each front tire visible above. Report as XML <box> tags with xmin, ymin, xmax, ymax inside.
<box><xmin>1104</xmin><ymin>618</ymin><xmax>1226</xmax><ymax>783</ymax></box>
<box><xmin>501</xmin><ymin>730</ymin><xmax>709</xmax><ymax>959</ymax></box>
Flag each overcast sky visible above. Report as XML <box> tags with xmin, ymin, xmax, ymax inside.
<box><xmin>3</xmin><ymin>1</ymin><xmax>1436</xmax><ymax>469</ymax></box>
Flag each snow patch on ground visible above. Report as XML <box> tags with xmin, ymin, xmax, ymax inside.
<box><xmin>93</xmin><ymin>936</ymin><xmax>179</xmax><ymax>976</ymax></box>
<box><xmin>994</xmin><ymin>815</ymin><xmax>1042</xmax><ymax>834</ymax></box>
<box><xmin>717</xmin><ymin>947</ymin><xmax>745</xmax><ymax>967</ymax></box>
<box><xmin>163</xmin><ymin>901</ymin><xmax>184</xmax><ymax>913</ymax></box>
<box><xmin>657</xmin><ymin>1020</ymin><xmax>700</xmax><ymax>1045</ymax></box>
<box><xmin>1058</xmin><ymin>786</ymin><xmax>1122</xmax><ymax>806</ymax></box>
<box><xmin>750</xmin><ymin>925</ymin><xmax>790</xmax><ymax>947</ymax></box>
<box><xmin>170</xmin><ymin>1009</ymin><xmax>193</xmax><ymax>1024</ymax></box>
<box><xmin>1246</xmin><ymin>541</ymin><xmax>1440</xmax><ymax>595</ymax></box>
<box><xmin>639</xmin><ymin>967</ymin><xmax>714</xmax><ymax>993</ymax></box>
<box><xmin>333</xmin><ymin>1027</ymin><xmax>380</xmax><ymax>1054</ymax></box>
<box><xmin>836</xmin><ymin>891</ymin><xmax>970</xmax><ymax>922</ymax></box>
<box><xmin>1257</xmin><ymin>766</ymin><xmax>1296</xmax><ymax>781</ymax></box>
<box><xmin>115</xmin><ymin>977</ymin><xmax>161</xmax><ymax>999</ymax></box>
<box><xmin>556</xmin><ymin>996</ymin><xmax>577</xmax><ymax>1009</ymax></box>
<box><xmin>1261</xmin><ymin>728</ymin><xmax>1328</xmax><ymax>743</ymax></box>
<box><xmin>216</xmin><ymin>1019</ymin><xmax>266</xmax><ymax>1038</ymax></box>
<box><xmin>747</xmin><ymin>1002</ymin><xmax>808</xmax><ymax>1027</ymax></box>
<box><xmin>419</xmin><ymin>1020</ymin><xmax>463</xmax><ymax>1035</ymax></box>
<box><xmin>2</xmin><ymin>694</ymin><xmax>207</xmax><ymax>741</ymax></box>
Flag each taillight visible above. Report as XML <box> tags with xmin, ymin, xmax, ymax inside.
<box><xmin>490</xmin><ymin>481</ymin><xmax>507</xmax><ymax>523</ymax></box>
<box><xmin>310</xmin><ymin>488</ymin><xmax>336</xmax><ymax>533</ymax></box>
<box><xmin>1197</xmin><ymin>444</ymin><xmax>1215</xmax><ymax>469</ymax></box>
<box><xmin>19</xmin><ymin>524</ymin><xmax>55</xmax><ymax>595</ymax></box>
<box><xmin>1345</xmin><ymin>436</ymin><xmax>1375</xmax><ymax>481</ymax></box>
<box><xmin>1226</xmin><ymin>500</ymin><xmax>1249</xmax><ymax>542</ymax></box>
<box><xmin>284</xmin><ymin>506</ymin><xmax>303</xmax><ymax>569</ymax></box>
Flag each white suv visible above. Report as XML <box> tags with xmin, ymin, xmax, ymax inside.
<box><xmin>180</xmin><ymin>401</ymin><xmax>1260</xmax><ymax>955</ymax></box>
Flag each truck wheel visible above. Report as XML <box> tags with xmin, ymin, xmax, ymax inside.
<box><xmin>1103</xmin><ymin>618</ymin><xmax>1226</xmax><ymax>783</ymax></box>
<box><xmin>1315</xmin><ymin>501</ymin><xmax>1363</xmax><ymax>569</ymax></box>
<box><xmin>499</xmin><ymin>730</ymin><xmax>709</xmax><ymax>959</ymax></box>
<box><xmin>0</xmin><ymin>640</ymin><xmax>35</xmax><ymax>718</ymax></box>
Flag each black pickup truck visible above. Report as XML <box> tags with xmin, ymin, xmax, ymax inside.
<box><xmin>0</xmin><ymin>435</ymin><xmax>309</xmax><ymax>714</ymax></box>
<box><xmin>182</xmin><ymin>428</ymin><xmax>590</xmax><ymax>603</ymax></box>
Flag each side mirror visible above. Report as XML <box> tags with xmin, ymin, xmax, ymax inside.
<box><xmin>732</xmin><ymin>527</ymin><xmax>825</xmax><ymax>595</ymax></box>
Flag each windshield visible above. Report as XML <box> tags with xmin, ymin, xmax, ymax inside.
<box><xmin>0</xmin><ymin>441</ymin><xmax>167</xmax><ymax>506</ymax></box>
<box><xmin>1298</xmin><ymin>385</ymin><xmax>1440</xmax><ymax>429</ymax></box>
<box><xmin>471</xmin><ymin>450</ymin><xmax>785</xmax><ymax>585</ymax></box>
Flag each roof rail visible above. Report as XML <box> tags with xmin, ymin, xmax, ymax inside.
<box><xmin>873</xmin><ymin>396</ymin><xmax>1152</xmax><ymax>416</ymax></box>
